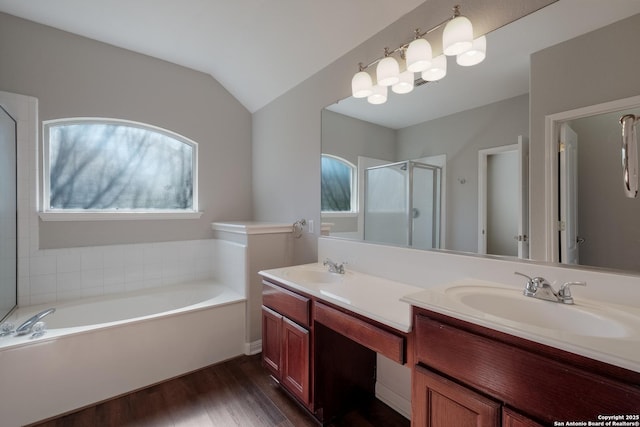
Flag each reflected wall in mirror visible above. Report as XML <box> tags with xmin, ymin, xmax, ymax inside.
<box><xmin>321</xmin><ymin>0</ymin><xmax>640</xmax><ymax>273</ymax></box>
<box><xmin>0</xmin><ymin>105</ymin><xmax>17</xmax><ymax>322</ymax></box>
<box><xmin>550</xmin><ymin>100</ymin><xmax>640</xmax><ymax>273</ymax></box>
<box><xmin>322</xmin><ymin>94</ymin><xmax>528</xmax><ymax>255</ymax></box>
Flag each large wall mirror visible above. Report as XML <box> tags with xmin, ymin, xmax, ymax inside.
<box><xmin>0</xmin><ymin>105</ymin><xmax>17</xmax><ymax>322</ymax></box>
<box><xmin>321</xmin><ymin>1</ymin><xmax>640</xmax><ymax>272</ymax></box>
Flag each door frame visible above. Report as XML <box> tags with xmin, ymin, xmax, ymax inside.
<box><xmin>477</xmin><ymin>139</ymin><xmax>528</xmax><ymax>257</ymax></box>
<box><xmin>544</xmin><ymin>94</ymin><xmax>640</xmax><ymax>263</ymax></box>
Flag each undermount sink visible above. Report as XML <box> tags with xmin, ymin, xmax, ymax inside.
<box><xmin>281</xmin><ymin>267</ymin><xmax>344</xmax><ymax>284</ymax></box>
<box><xmin>445</xmin><ymin>286</ymin><xmax>636</xmax><ymax>338</ymax></box>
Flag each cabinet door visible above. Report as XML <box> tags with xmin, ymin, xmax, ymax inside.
<box><xmin>262</xmin><ymin>306</ymin><xmax>282</xmax><ymax>378</ymax></box>
<box><xmin>503</xmin><ymin>407</ymin><xmax>544</xmax><ymax>427</ymax></box>
<box><xmin>413</xmin><ymin>366</ymin><xmax>500</xmax><ymax>427</ymax></box>
<box><xmin>281</xmin><ymin>316</ymin><xmax>310</xmax><ymax>406</ymax></box>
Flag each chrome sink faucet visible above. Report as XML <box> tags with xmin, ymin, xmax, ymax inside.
<box><xmin>323</xmin><ymin>258</ymin><xmax>345</xmax><ymax>274</ymax></box>
<box><xmin>514</xmin><ymin>272</ymin><xmax>586</xmax><ymax>305</ymax></box>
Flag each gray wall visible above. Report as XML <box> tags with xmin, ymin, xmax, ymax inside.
<box><xmin>0</xmin><ymin>13</ymin><xmax>252</xmax><ymax>248</ymax></box>
<box><xmin>529</xmin><ymin>13</ymin><xmax>640</xmax><ymax>260</ymax></box>
<box><xmin>321</xmin><ymin>109</ymin><xmax>396</xmax><ymax>234</ymax></box>
<box><xmin>396</xmin><ymin>94</ymin><xmax>529</xmax><ymax>253</ymax></box>
<box><xmin>252</xmin><ymin>0</ymin><xmax>553</xmax><ymax>264</ymax></box>
<box><xmin>321</xmin><ymin>109</ymin><xmax>396</xmax><ymax>166</ymax></box>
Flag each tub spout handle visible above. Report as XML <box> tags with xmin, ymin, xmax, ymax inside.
<box><xmin>15</xmin><ymin>308</ymin><xmax>56</xmax><ymax>336</ymax></box>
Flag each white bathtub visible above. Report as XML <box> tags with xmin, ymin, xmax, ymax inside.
<box><xmin>0</xmin><ymin>280</ymin><xmax>246</xmax><ymax>426</ymax></box>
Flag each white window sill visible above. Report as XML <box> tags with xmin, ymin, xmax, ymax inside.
<box><xmin>39</xmin><ymin>211</ymin><xmax>204</xmax><ymax>222</ymax></box>
<box><xmin>321</xmin><ymin>211</ymin><xmax>358</xmax><ymax>218</ymax></box>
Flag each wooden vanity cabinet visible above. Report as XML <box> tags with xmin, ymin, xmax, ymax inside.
<box><xmin>261</xmin><ymin>280</ymin><xmax>311</xmax><ymax>407</ymax></box>
<box><xmin>262</xmin><ymin>277</ymin><xmax>410</xmax><ymax>423</ymax></box>
<box><xmin>412</xmin><ymin>307</ymin><xmax>640</xmax><ymax>426</ymax></box>
<box><xmin>413</xmin><ymin>364</ymin><xmax>500</xmax><ymax>427</ymax></box>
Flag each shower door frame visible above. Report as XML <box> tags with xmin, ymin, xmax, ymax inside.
<box><xmin>363</xmin><ymin>160</ymin><xmax>443</xmax><ymax>249</ymax></box>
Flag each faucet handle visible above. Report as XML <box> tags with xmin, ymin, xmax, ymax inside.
<box><xmin>515</xmin><ymin>272</ymin><xmax>550</xmax><ymax>296</ymax></box>
<box><xmin>558</xmin><ymin>281</ymin><xmax>586</xmax><ymax>304</ymax></box>
<box><xmin>515</xmin><ymin>272</ymin><xmax>536</xmax><ymax>296</ymax></box>
<box><xmin>514</xmin><ymin>271</ymin><xmax>532</xmax><ymax>281</ymax></box>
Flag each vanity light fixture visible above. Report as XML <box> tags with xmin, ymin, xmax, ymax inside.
<box><xmin>392</xmin><ymin>69</ymin><xmax>415</xmax><ymax>94</ymax></box>
<box><xmin>376</xmin><ymin>48</ymin><xmax>401</xmax><ymax>87</ymax></box>
<box><xmin>350</xmin><ymin>4</ymin><xmax>486</xmax><ymax>105</ymax></box>
<box><xmin>456</xmin><ymin>35</ymin><xmax>487</xmax><ymax>66</ymax></box>
<box><xmin>368</xmin><ymin>85</ymin><xmax>388</xmax><ymax>105</ymax></box>
<box><xmin>422</xmin><ymin>54</ymin><xmax>447</xmax><ymax>82</ymax></box>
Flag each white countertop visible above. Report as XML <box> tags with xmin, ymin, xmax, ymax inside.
<box><xmin>259</xmin><ymin>263</ymin><xmax>424</xmax><ymax>333</ymax></box>
<box><xmin>261</xmin><ymin>264</ymin><xmax>640</xmax><ymax>372</ymax></box>
<box><xmin>402</xmin><ymin>278</ymin><xmax>640</xmax><ymax>373</ymax></box>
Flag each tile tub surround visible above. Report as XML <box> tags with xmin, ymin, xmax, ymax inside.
<box><xmin>1</xmin><ymin>236</ymin><xmax>248</xmax><ymax>426</ymax></box>
<box><xmin>21</xmin><ymin>239</ymin><xmax>228</xmax><ymax>306</ymax></box>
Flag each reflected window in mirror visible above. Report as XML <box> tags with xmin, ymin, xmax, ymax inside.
<box><xmin>321</xmin><ymin>154</ymin><xmax>356</xmax><ymax>214</ymax></box>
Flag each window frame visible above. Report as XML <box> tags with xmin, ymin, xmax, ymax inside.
<box><xmin>320</xmin><ymin>154</ymin><xmax>358</xmax><ymax>216</ymax></box>
<box><xmin>40</xmin><ymin>117</ymin><xmax>202</xmax><ymax>221</ymax></box>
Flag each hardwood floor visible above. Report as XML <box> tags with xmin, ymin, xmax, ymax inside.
<box><xmin>30</xmin><ymin>354</ymin><xmax>409</xmax><ymax>427</ymax></box>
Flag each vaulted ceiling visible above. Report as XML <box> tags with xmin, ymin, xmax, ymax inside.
<box><xmin>0</xmin><ymin>0</ymin><xmax>425</xmax><ymax>112</ymax></box>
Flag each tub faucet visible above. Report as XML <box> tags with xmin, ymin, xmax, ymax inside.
<box><xmin>514</xmin><ymin>272</ymin><xmax>586</xmax><ymax>305</ymax></box>
<box><xmin>15</xmin><ymin>308</ymin><xmax>56</xmax><ymax>336</ymax></box>
<box><xmin>323</xmin><ymin>258</ymin><xmax>345</xmax><ymax>274</ymax></box>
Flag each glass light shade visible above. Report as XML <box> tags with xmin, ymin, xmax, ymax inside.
<box><xmin>351</xmin><ymin>71</ymin><xmax>373</xmax><ymax>98</ymax></box>
<box><xmin>376</xmin><ymin>56</ymin><xmax>400</xmax><ymax>86</ymax></box>
<box><xmin>421</xmin><ymin>55</ymin><xmax>447</xmax><ymax>81</ymax></box>
<box><xmin>406</xmin><ymin>38</ymin><xmax>432</xmax><ymax>72</ymax></box>
<box><xmin>442</xmin><ymin>15</ymin><xmax>473</xmax><ymax>56</ymax></box>
<box><xmin>456</xmin><ymin>35</ymin><xmax>486</xmax><ymax>66</ymax></box>
<box><xmin>367</xmin><ymin>85</ymin><xmax>388</xmax><ymax>105</ymax></box>
<box><xmin>392</xmin><ymin>70</ymin><xmax>414</xmax><ymax>94</ymax></box>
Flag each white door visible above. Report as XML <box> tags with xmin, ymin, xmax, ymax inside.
<box><xmin>559</xmin><ymin>123</ymin><xmax>579</xmax><ymax>264</ymax></box>
<box><xmin>478</xmin><ymin>138</ymin><xmax>529</xmax><ymax>257</ymax></box>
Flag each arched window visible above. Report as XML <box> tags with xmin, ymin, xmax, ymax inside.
<box><xmin>41</xmin><ymin>118</ymin><xmax>200</xmax><ymax>220</ymax></box>
<box><xmin>321</xmin><ymin>154</ymin><xmax>356</xmax><ymax>213</ymax></box>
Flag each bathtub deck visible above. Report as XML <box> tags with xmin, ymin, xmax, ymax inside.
<box><xmin>30</xmin><ymin>354</ymin><xmax>409</xmax><ymax>427</ymax></box>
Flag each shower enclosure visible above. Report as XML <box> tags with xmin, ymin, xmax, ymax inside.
<box><xmin>364</xmin><ymin>160</ymin><xmax>442</xmax><ymax>249</ymax></box>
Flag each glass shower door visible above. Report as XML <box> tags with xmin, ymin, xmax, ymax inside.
<box><xmin>364</xmin><ymin>162</ymin><xmax>409</xmax><ymax>246</ymax></box>
<box><xmin>363</xmin><ymin>160</ymin><xmax>442</xmax><ymax>248</ymax></box>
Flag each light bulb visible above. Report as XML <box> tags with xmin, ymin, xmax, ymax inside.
<box><xmin>367</xmin><ymin>85</ymin><xmax>388</xmax><ymax>105</ymax></box>
<box><xmin>392</xmin><ymin>70</ymin><xmax>414</xmax><ymax>94</ymax></box>
<box><xmin>376</xmin><ymin>56</ymin><xmax>400</xmax><ymax>87</ymax></box>
<box><xmin>351</xmin><ymin>71</ymin><xmax>373</xmax><ymax>98</ymax></box>
<box><xmin>406</xmin><ymin>38</ymin><xmax>432</xmax><ymax>72</ymax></box>
<box><xmin>443</xmin><ymin>15</ymin><xmax>473</xmax><ymax>56</ymax></box>
<box><xmin>421</xmin><ymin>55</ymin><xmax>447</xmax><ymax>81</ymax></box>
<box><xmin>456</xmin><ymin>35</ymin><xmax>486</xmax><ymax>66</ymax></box>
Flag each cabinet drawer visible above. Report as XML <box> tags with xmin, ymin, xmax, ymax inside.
<box><xmin>415</xmin><ymin>314</ymin><xmax>640</xmax><ymax>423</ymax></box>
<box><xmin>315</xmin><ymin>302</ymin><xmax>405</xmax><ymax>364</ymax></box>
<box><xmin>262</xmin><ymin>280</ymin><xmax>310</xmax><ymax>327</ymax></box>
